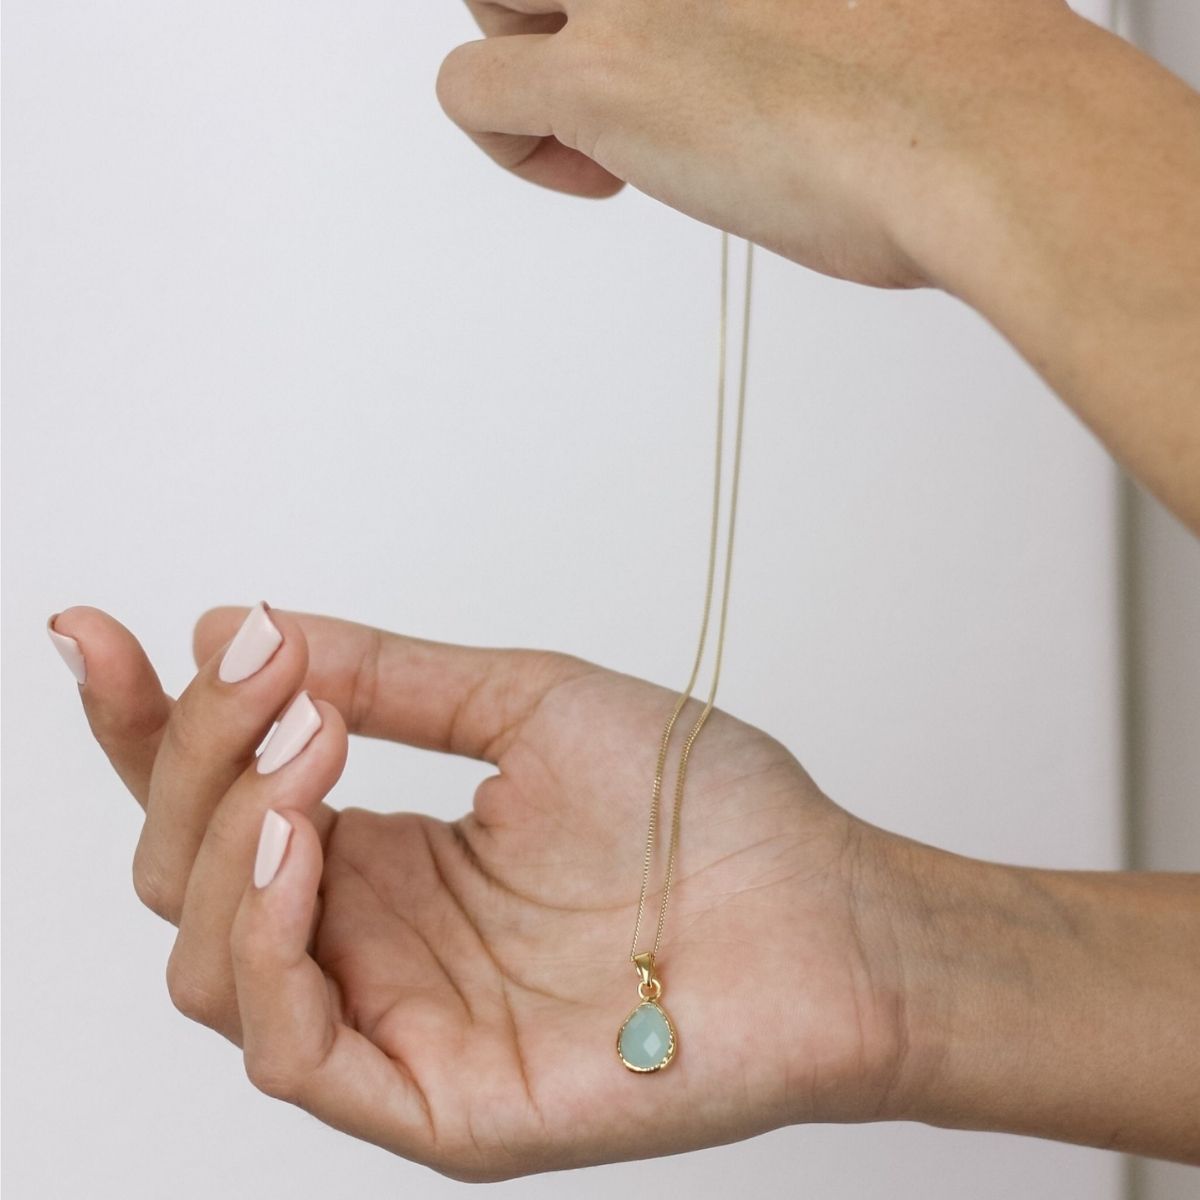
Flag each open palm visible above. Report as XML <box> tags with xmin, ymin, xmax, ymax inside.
<box><xmin>55</xmin><ymin>605</ymin><xmax>904</xmax><ymax>1180</ymax></box>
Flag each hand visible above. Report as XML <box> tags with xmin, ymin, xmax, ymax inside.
<box><xmin>435</xmin><ymin>0</ymin><xmax>1088</xmax><ymax>288</ymax></box>
<box><xmin>52</xmin><ymin>603</ymin><xmax>912</xmax><ymax>1179</ymax></box>
<box><xmin>439</xmin><ymin>0</ymin><xmax>1200</xmax><ymax>544</ymax></box>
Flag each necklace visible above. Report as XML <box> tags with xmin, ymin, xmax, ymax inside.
<box><xmin>617</xmin><ymin>231</ymin><xmax>755</xmax><ymax>1073</ymax></box>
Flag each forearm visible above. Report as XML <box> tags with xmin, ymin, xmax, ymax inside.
<box><xmin>900</xmin><ymin>12</ymin><xmax>1200</xmax><ymax>532</ymax></box>
<box><xmin>872</xmin><ymin>830</ymin><xmax>1200</xmax><ymax>1161</ymax></box>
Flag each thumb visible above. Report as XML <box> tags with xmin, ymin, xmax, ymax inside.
<box><xmin>194</xmin><ymin>607</ymin><xmax>593</xmax><ymax>764</ymax></box>
<box><xmin>436</xmin><ymin>34</ymin><xmax>624</xmax><ymax>198</ymax></box>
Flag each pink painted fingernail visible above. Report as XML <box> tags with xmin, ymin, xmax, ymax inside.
<box><xmin>47</xmin><ymin>615</ymin><xmax>87</xmax><ymax>684</ymax></box>
<box><xmin>218</xmin><ymin>602</ymin><xmax>283</xmax><ymax>684</ymax></box>
<box><xmin>254</xmin><ymin>810</ymin><xmax>293</xmax><ymax>889</ymax></box>
<box><xmin>257</xmin><ymin>692</ymin><xmax>322</xmax><ymax>775</ymax></box>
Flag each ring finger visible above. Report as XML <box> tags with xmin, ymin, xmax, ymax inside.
<box><xmin>167</xmin><ymin>693</ymin><xmax>348</xmax><ymax>1041</ymax></box>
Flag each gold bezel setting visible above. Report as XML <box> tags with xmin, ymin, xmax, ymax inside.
<box><xmin>616</xmin><ymin>1000</ymin><xmax>677</xmax><ymax>1072</ymax></box>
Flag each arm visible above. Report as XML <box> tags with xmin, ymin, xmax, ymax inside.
<box><xmin>437</xmin><ymin>1</ymin><xmax>1200</xmax><ymax>531</ymax></box>
<box><xmin>865</xmin><ymin>830</ymin><xmax>1200</xmax><ymax>1160</ymax></box>
<box><xmin>899</xmin><ymin>17</ymin><xmax>1200</xmax><ymax>533</ymax></box>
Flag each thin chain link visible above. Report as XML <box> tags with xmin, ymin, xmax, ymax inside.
<box><xmin>629</xmin><ymin>231</ymin><xmax>754</xmax><ymax>964</ymax></box>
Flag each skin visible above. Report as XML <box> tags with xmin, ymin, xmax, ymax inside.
<box><xmin>437</xmin><ymin>0</ymin><xmax>1200</xmax><ymax>531</ymax></box>
<box><xmin>57</xmin><ymin>605</ymin><xmax>910</xmax><ymax>1179</ymax></box>
<box><xmin>51</xmin><ymin>0</ymin><xmax>1200</xmax><ymax>1179</ymax></box>
<box><xmin>53</xmin><ymin>604</ymin><xmax>1200</xmax><ymax>1176</ymax></box>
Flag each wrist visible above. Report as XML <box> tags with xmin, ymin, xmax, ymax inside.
<box><xmin>835</xmin><ymin>825</ymin><xmax>968</xmax><ymax>1124</ymax></box>
<box><xmin>860</xmin><ymin>832</ymin><xmax>1046</xmax><ymax>1128</ymax></box>
<box><xmin>862</xmin><ymin>827</ymin><xmax>1200</xmax><ymax>1160</ymax></box>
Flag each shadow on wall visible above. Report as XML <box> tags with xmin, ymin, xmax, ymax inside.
<box><xmin>1120</xmin><ymin>8</ymin><xmax>1200</xmax><ymax>1200</ymax></box>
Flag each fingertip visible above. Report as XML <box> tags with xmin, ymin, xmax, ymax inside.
<box><xmin>241</xmin><ymin>809</ymin><xmax>324</xmax><ymax>951</ymax></box>
<box><xmin>47</xmin><ymin>612</ymin><xmax>87</xmax><ymax>684</ymax></box>
<box><xmin>196</xmin><ymin>603</ymin><xmax>310</xmax><ymax>683</ymax></box>
<box><xmin>254</xmin><ymin>809</ymin><xmax>296</xmax><ymax>890</ymax></box>
<box><xmin>254</xmin><ymin>809</ymin><xmax>321</xmax><ymax>892</ymax></box>
<box><xmin>192</xmin><ymin>605</ymin><xmax>249</xmax><ymax>667</ymax></box>
<box><xmin>314</xmin><ymin>699</ymin><xmax>350</xmax><ymax>798</ymax></box>
<box><xmin>50</xmin><ymin>604</ymin><xmax>127</xmax><ymax>649</ymax></box>
<box><xmin>311</xmin><ymin>697</ymin><xmax>349</xmax><ymax>754</ymax></box>
<box><xmin>259</xmin><ymin>606</ymin><xmax>309</xmax><ymax>660</ymax></box>
<box><xmin>50</xmin><ymin>607</ymin><xmax>168</xmax><ymax>727</ymax></box>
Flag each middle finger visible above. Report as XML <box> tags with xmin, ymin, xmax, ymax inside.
<box><xmin>133</xmin><ymin>603</ymin><xmax>308</xmax><ymax>923</ymax></box>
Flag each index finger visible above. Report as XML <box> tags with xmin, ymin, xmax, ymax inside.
<box><xmin>193</xmin><ymin>606</ymin><xmax>596</xmax><ymax>764</ymax></box>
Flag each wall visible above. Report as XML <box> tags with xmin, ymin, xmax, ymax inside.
<box><xmin>1122</xmin><ymin>0</ymin><xmax>1200</xmax><ymax>874</ymax></box>
<box><xmin>0</xmin><ymin>2</ymin><xmax>1143</xmax><ymax>1197</ymax></box>
<box><xmin>1123</xmin><ymin>6</ymin><xmax>1200</xmax><ymax>1198</ymax></box>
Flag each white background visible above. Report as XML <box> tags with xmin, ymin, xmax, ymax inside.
<box><xmin>2</xmin><ymin>1</ymin><xmax>1189</xmax><ymax>1197</ymax></box>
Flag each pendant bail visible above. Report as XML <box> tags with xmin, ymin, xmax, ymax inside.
<box><xmin>633</xmin><ymin>950</ymin><xmax>661</xmax><ymax>999</ymax></box>
<box><xmin>633</xmin><ymin>951</ymin><xmax>655</xmax><ymax>988</ymax></box>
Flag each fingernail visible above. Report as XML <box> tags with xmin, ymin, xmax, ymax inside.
<box><xmin>218</xmin><ymin>602</ymin><xmax>283</xmax><ymax>684</ymax></box>
<box><xmin>47</xmin><ymin>615</ymin><xmax>87</xmax><ymax>684</ymax></box>
<box><xmin>257</xmin><ymin>692</ymin><xmax>322</xmax><ymax>775</ymax></box>
<box><xmin>254</xmin><ymin>810</ymin><xmax>293</xmax><ymax>889</ymax></box>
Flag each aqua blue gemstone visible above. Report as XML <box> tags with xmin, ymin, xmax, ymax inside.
<box><xmin>618</xmin><ymin>1002</ymin><xmax>675</xmax><ymax>1070</ymax></box>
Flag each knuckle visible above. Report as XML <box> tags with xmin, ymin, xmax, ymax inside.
<box><xmin>165</xmin><ymin>953</ymin><xmax>223</xmax><ymax>1027</ymax></box>
<box><xmin>242</xmin><ymin>1050</ymin><xmax>299</xmax><ymax>1102</ymax></box>
<box><xmin>347</xmin><ymin>627</ymin><xmax>382</xmax><ymax>736</ymax></box>
<box><xmin>131</xmin><ymin>848</ymin><xmax>180</xmax><ymax>923</ymax></box>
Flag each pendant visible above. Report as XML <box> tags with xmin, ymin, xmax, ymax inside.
<box><xmin>617</xmin><ymin>952</ymin><xmax>677</xmax><ymax>1072</ymax></box>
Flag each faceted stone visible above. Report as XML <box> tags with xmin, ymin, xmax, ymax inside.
<box><xmin>618</xmin><ymin>1001</ymin><xmax>676</xmax><ymax>1071</ymax></box>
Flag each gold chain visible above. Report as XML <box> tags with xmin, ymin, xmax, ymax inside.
<box><xmin>628</xmin><ymin>231</ymin><xmax>754</xmax><ymax>965</ymax></box>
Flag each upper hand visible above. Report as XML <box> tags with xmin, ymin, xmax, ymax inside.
<box><xmin>435</xmin><ymin>0</ymin><xmax>1084</xmax><ymax>288</ymax></box>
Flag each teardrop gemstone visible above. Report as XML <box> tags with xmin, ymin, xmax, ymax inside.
<box><xmin>617</xmin><ymin>1000</ymin><xmax>676</xmax><ymax>1072</ymax></box>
